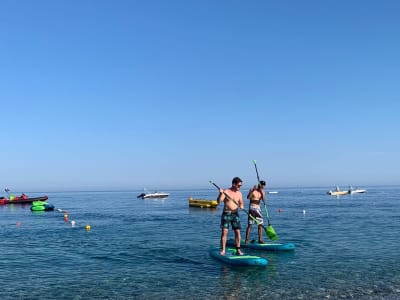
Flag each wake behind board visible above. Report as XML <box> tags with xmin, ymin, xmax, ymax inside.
<box><xmin>209</xmin><ymin>247</ymin><xmax>267</xmax><ymax>266</ymax></box>
<box><xmin>227</xmin><ymin>239</ymin><xmax>295</xmax><ymax>252</ymax></box>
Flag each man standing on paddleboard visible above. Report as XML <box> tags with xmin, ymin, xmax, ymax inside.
<box><xmin>244</xmin><ymin>180</ymin><xmax>266</xmax><ymax>244</ymax></box>
<box><xmin>217</xmin><ymin>177</ymin><xmax>244</xmax><ymax>256</ymax></box>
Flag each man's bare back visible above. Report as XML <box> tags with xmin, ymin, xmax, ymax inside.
<box><xmin>247</xmin><ymin>186</ymin><xmax>265</xmax><ymax>208</ymax></box>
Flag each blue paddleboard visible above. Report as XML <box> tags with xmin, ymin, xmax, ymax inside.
<box><xmin>209</xmin><ymin>247</ymin><xmax>267</xmax><ymax>266</ymax></box>
<box><xmin>227</xmin><ymin>239</ymin><xmax>295</xmax><ymax>251</ymax></box>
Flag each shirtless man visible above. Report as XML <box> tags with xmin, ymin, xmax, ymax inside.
<box><xmin>245</xmin><ymin>180</ymin><xmax>266</xmax><ymax>244</ymax></box>
<box><xmin>217</xmin><ymin>177</ymin><xmax>244</xmax><ymax>256</ymax></box>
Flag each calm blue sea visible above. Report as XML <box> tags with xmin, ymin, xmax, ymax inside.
<box><xmin>1</xmin><ymin>186</ymin><xmax>399</xmax><ymax>299</ymax></box>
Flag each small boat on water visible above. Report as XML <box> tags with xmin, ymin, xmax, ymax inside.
<box><xmin>31</xmin><ymin>201</ymin><xmax>55</xmax><ymax>211</ymax></box>
<box><xmin>0</xmin><ymin>195</ymin><xmax>49</xmax><ymax>205</ymax></box>
<box><xmin>188</xmin><ymin>197</ymin><xmax>218</xmax><ymax>208</ymax></box>
<box><xmin>349</xmin><ymin>186</ymin><xmax>367</xmax><ymax>194</ymax></box>
<box><xmin>268</xmin><ymin>191</ymin><xmax>279</xmax><ymax>194</ymax></box>
<box><xmin>137</xmin><ymin>192</ymin><xmax>169</xmax><ymax>199</ymax></box>
<box><xmin>327</xmin><ymin>186</ymin><xmax>349</xmax><ymax>196</ymax></box>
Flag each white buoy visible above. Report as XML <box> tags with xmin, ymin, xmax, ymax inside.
<box><xmin>302</xmin><ymin>209</ymin><xmax>306</xmax><ymax>215</ymax></box>
<box><xmin>71</xmin><ymin>220</ymin><xmax>76</xmax><ymax>227</ymax></box>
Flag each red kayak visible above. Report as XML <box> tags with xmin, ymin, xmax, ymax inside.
<box><xmin>0</xmin><ymin>195</ymin><xmax>48</xmax><ymax>205</ymax></box>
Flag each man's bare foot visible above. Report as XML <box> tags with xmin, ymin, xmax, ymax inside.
<box><xmin>236</xmin><ymin>249</ymin><xmax>244</xmax><ymax>256</ymax></box>
<box><xmin>220</xmin><ymin>251</ymin><xmax>225</xmax><ymax>256</ymax></box>
<box><xmin>244</xmin><ymin>239</ymin><xmax>249</xmax><ymax>244</ymax></box>
<box><xmin>258</xmin><ymin>240</ymin><xmax>265</xmax><ymax>244</ymax></box>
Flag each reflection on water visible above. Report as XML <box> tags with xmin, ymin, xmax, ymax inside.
<box><xmin>188</xmin><ymin>206</ymin><xmax>219</xmax><ymax>215</ymax></box>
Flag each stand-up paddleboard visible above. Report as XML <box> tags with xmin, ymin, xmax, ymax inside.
<box><xmin>227</xmin><ymin>239</ymin><xmax>295</xmax><ymax>251</ymax></box>
<box><xmin>209</xmin><ymin>247</ymin><xmax>267</xmax><ymax>266</ymax></box>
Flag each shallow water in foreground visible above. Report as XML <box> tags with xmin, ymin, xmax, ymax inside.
<box><xmin>1</xmin><ymin>186</ymin><xmax>399</xmax><ymax>299</ymax></box>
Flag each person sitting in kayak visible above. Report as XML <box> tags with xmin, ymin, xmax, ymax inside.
<box><xmin>217</xmin><ymin>177</ymin><xmax>244</xmax><ymax>256</ymax></box>
<box><xmin>21</xmin><ymin>193</ymin><xmax>28</xmax><ymax>200</ymax></box>
<box><xmin>245</xmin><ymin>180</ymin><xmax>266</xmax><ymax>244</ymax></box>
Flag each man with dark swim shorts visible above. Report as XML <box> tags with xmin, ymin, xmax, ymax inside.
<box><xmin>217</xmin><ymin>177</ymin><xmax>244</xmax><ymax>256</ymax></box>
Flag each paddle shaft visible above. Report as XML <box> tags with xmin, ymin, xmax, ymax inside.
<box><xmin>253</xmin><ymin>160</ymin><xmax>271</xmax><ymax>226</ymax></box>
<box><xmin>253</xmin><ymin>160</ymin><xmax>265</xmax><ymax>202</ymax></box>
<box><xmin>253</xmin><ymin>160</ymin><xmax>261</xmax><ymax>183</ymax></box>
<box><xmin>210</xmin><ymin>181</ymin><xmax>269</xmax><ymax>232</ymax></box>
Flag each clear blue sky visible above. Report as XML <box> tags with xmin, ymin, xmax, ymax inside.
<box><xmin>1</xmin><ymin>1</ymin><xmax>399</xmax><ymax>192</ymax></box>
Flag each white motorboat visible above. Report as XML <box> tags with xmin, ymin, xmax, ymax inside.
<box><xmin>137</xmin><ymin>192</ymin><xmax>169</xmax><ymax>199</ymax></box>
<box><xmin>348</xmin><ymin>187</ymin><xmax>366</xmax><ymax>194</ymax></box>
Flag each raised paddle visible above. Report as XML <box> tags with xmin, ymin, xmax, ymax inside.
<box><xmin>252</xmin><ymin>160</ymin><xmax>278</xmax><ymax>241</ymax></box>
<box><xmin>209</xmin><ymin>180</ymin><xmax>273</xmax><ymax>238</ymax></box>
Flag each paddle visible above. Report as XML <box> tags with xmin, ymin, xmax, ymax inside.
<box><xmin>252</xmin><ymin>160</ymin><xmax>278</xmax><ymax>241</ymax></box>
<box><xmin>209</xmin><ymin>180</ymin><xmax>273</xmax><ymax>238</ymax></box>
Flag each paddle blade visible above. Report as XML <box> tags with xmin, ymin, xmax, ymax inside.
<box><xmin>266</xmin><ymin>225</ymin><xmax>278</xmax><ymax>241</ymax></box>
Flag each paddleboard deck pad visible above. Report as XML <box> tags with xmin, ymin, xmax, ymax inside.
<box><xmin>227</xmin><ymin>239</ymin><xmax>295</xmax><ymax>251</ymax></box>
<box><xmin>209</xmin><ymin>247</ymin><xmax>267</xmax><ymax>266</ymax></box>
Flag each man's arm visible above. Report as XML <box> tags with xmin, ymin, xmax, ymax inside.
<box><xmin>246</xmin><ymin>189</ymin><xmax>252</xmax><ymax>199</ymax></box>
<box><xmin>217</xmin><ymin>188</ymin><xmax>225</xmax><ymax>204</ymax></box>
<box><xmin>261</xmin><ymin>189</ymin><xmax>266</xmax><ymax>201</ymax></box>
<box><xmin>247</xmin><ymin>185</ymin><xmax>257</xmax><ymax>199</ymax></box>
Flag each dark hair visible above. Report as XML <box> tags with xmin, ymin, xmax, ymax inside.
<box><xmin>259</xmin><ymin>180</ymin><xmax>266</xmax><ymax>186</ymax></box>
<box><xmin>232</xmin><ymin>177</ymin><xmax>242</xmax><ymax>185</ymax></box>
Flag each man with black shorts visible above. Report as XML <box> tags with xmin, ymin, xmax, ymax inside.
<box><xmin>217</xmin><ymin>177</ymin><xmax>244</xmax><ymax>255</ymax></box>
